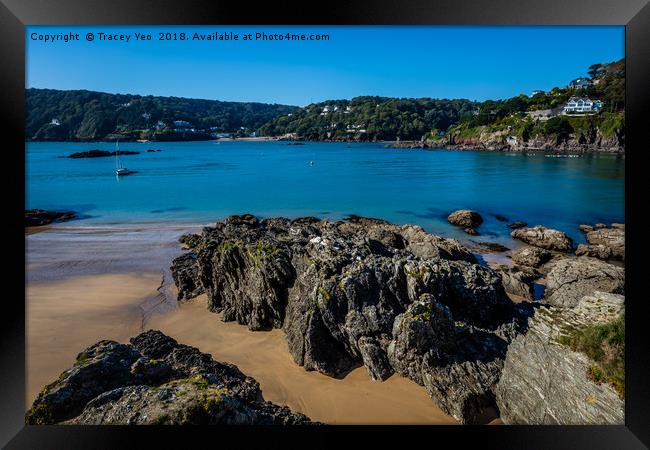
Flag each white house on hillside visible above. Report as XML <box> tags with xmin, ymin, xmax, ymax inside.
<box><xmin>563</xmin><ymin>97</ymin><xmax>603</xmax><ymax>114</ymax></box>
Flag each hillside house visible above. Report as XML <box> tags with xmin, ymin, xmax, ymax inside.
<box><xmin>563</xmin><ymin>97</ymin><xmax>603</xmax><ymax>114</ymax></box>
<box><xmin>568</xmin><ymin>77</ymin><xmax>592</xmax><ymax>89</ymax></box>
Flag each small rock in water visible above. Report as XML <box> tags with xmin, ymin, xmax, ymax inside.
<box><xmin>494</xmin><ymin>214</ymin><xmax>509</xmax><ymax>222</ymax></box>
<box><xmin>447</xmin><ymin>210</ymin><xmax>484</xmax><ymax>229</ymax></box>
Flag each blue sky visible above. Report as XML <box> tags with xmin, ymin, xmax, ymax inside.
<box><xmin>26</xmin><ymin>26</ymin><xmax>624</xmax><ymax>106</ymax></box>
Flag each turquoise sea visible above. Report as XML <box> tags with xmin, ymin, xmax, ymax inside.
<box><xmin>26</xmin><ymin>141</ymin><xmax>624</xmax><ymax>245</ymax></box>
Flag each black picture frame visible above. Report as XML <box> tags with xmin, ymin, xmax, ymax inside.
<box><xmin>2</xmin><ymin>0</ymin><xmax>648</xmax><ymax>448</ymax></box>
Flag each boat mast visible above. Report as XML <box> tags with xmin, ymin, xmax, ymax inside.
<box><xmin>115</xmin><ymin>140</ymin><xmax>121</xmax><ymax>170</ymax></box>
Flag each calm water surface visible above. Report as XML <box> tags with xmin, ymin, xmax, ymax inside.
<box><xmin>26</xmin><ymin>141</ymin><xmax>624</xmax><ymax>244</ymax></box>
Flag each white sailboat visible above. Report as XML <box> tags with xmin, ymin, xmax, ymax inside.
<box><xmin>115</xmin><ymin>141</ymin><xmax>135</xmax><ymax>176</ymax></box>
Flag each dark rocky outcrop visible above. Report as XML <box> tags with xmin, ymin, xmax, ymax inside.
<box><xmin>26</xmin><ymin>330</ymin><xmax>315</xmax><ymax>425</ymax></box>
<box><xmin>25</xmin><ymin>209</ymin><xmax>76</xmax><ymax>227</ymax></box>
<box><xmin>170</xmin><ymin>214</ymin><xmax>521</xmax><ymax>423</ymax></box>
<box><xmin>510</xmin><ymin>226</ymin><xmax>573</xmax><ymax>253</ymax></box>
<box><xmin>576</xmin><ymin>225</ymin><xmax>625</xmax><ymax>261</ymax></box>
<box><xmin>179</xmin><ymin>233</ymin><xmax>202</xmax><ymax>250</ymax></box>
<box><xmin>387</xmin><ymin>294</ymin><xmax>509</xmax><ymax>422</ymax></box>
<box><xmin>510</xmin><ymin>246</ymin><xmax>552</xmax><ymax>268</ymax></box>
<box><xmin>447</xmin><ymin>210</ymin><xmax>484</xmax><ymax>235</ymax></box>
<box><xmin>544</xmin><ymin>257</ymin><xmax>624</xmax><ymax>308</ymax></box>
<box><xmin>495</xmin><ymin>292</ymin><xmax>624</xmax><ymax>424</ymax></box>
<box><xmin>67</xmin><ymin>150</ymin><xmax>140</xmax><ymax>158</ymax></box>
<box><xmin>171</xmin><ymin>253</ymin><xmax>205</xmax><ymax>300</ymax></box>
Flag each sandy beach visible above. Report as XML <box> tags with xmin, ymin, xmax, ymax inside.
<box><xmin>25</xmin><ymin>224</ymin><xmax>464</xmax><ymax>424</ymax></box>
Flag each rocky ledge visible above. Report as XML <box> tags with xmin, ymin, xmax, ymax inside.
<box><xmin>510</xmin><ymin>226</ymin><xmax>573</xmax><ymax>253</ymax></box>
<box><xmin>496</xmin><ymin>291</ymin><xmax>624</xmax><ymax>424</ymax></box>
<box><xmin>26</xmin><ymin>330</ymin><xmax>315</xmax><ymax>425</ymax></box>
<box><xmin>171</xmin><ymin>214</ymin><xmax>532</xmax><ymax>424</ymax></box>
<box><xmin>576</xmin><ymin>223</ymin><xmax>625</xmax><ymax>262</ymax></box>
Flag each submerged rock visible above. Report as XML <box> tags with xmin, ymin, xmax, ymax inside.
<box><xmin>25</xmin><ymin>209</ymin><xmax>76</xmax><ymax>227</ymax></box>
<box><xmin>510</xmin><ymin>226</ymin><xmax>573</xmax><ymax>253</ymax></box>
<box><xmin>26</xmin><ymin>330</ymin><xmax>315</xmax><ymax>425</ymax></box>
<box><xmin>468</xmin><ymin>241</ymin><xmax>510</xmax><ymax>253</ymax></box>
<box><xmin>544</xmin><ymin>257</ymin><xmax>624</xmax><ymax>308</ymax></box>
<box><xmin>170</xmin><ymin>214</ymin><xmax>519</xmax><ymax>423</ymax></box>
<box><xmin>495</xmin><ymin>292</ymin><xmax>624</xmax><ymax>424</ymax></box>
<box><xmin>507</xmin><ymin>221</ymin><xmax>527</xmax><ymax>230</ymax></box>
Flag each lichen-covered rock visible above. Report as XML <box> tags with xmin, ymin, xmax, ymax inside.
<box><xmin>544</xmin><ymin>257</ymin><xmax>624</xmax><ymax>308</ymax></box>
<box><xmin>179</xmin><ymin>233</ymin><xmax>202</xmax><ymax>249</ymax></box>
<box><xmin>511</xmin><ymin>246</ymin><xmax>552</xmax><ymax>268</ymax></box>
<box><xmin>495</xmin><ymin>292</ymin><xmax>624</xmax><ymax>424</ymax></box>
<box><xmin>26</xmin><ymin>330</ymin><xmax>315</xmax><ymax>425</ymax></box>
<box><xmin>447</xmin><ymin>210</ymin><xmax>483</xmax><ymax>232</ymax></box>
<box><xmin>510</xmin><ymin>226</ymin><xmax>573</xmax><ymax>253</ymax></box>
<box><xmin>170</xmin><ymin>215</ymin><xmax>518</xmax><ymax>423</ymax></box>
<box><xmin>387</xmin><ymin>294</ymin><xmax>508</xmax><ymax>424</ymax></box>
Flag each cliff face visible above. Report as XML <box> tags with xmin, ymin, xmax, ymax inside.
<box><xmin>428</xmin><ymin>126</ymin><xmax>624</xmax><ymax>153</ymax></box>
<box><xmin>495</xmin><ymin>291</ymin><xmax>624</xmax><ymax>425</ymax></box>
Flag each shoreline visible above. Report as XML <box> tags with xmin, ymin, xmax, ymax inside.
<box><xmin>27</xmin><ymin>138</ymin><xmax>624</xmax><ymax>153</ymax></box>
<box><xmin>25</xmin><ymin>223</ymin><xmax>469</xmax><ymax>424</ymax></box>
<box><xmin>25</xmin><ymin>215</ymin><xmax>623</xmax><ymax>424</ymax></box>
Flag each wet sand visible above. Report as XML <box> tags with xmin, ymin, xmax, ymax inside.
<box><xmin>148</xmin><ymin>294</ymin><xmax>457</xmax><ymax>425</ymax></box>
<box><xmin>26</xmin><ymin>273</ymin><xmax>161</xmax><ymax>404</ymax></box>
<box><xmin>26</xmin><ymin>224</ymin><xmax>460</xmax><ymax>424</ymax></box>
